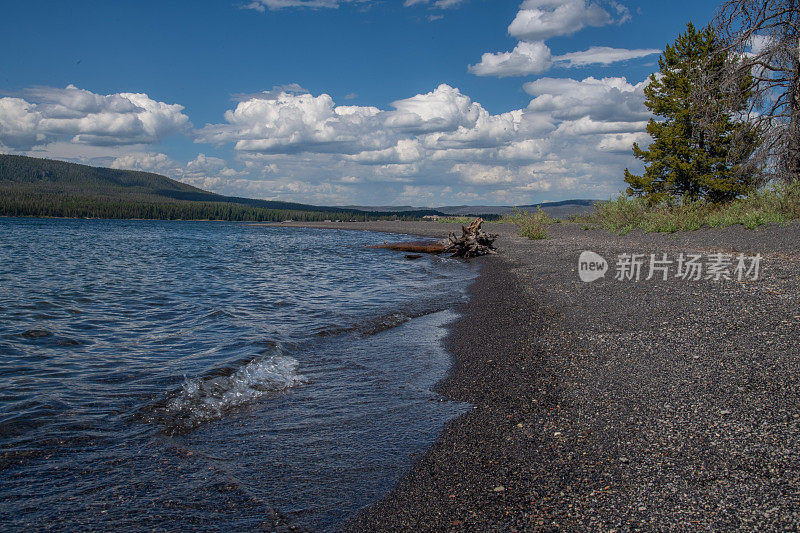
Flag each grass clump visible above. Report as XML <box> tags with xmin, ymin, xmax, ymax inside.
<box><xmin>583</xmin><ymin>182</ymin><xmax>800</xmax><ymax>235</ymax></box>
<box><xmin>503</xmin><ymin>207</ymin><xmax>557</xmax><ymax>239</ymax></box>
<box><xmin>435</xmin><ymin>216</ymin><xmax>478</xmax><ymax>224</ymax></box>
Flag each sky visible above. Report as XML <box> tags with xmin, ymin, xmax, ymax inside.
<box><xmin>0</xmin><ymin>0</ymin><xmax>722</xmax><ymax>206</ymax></box>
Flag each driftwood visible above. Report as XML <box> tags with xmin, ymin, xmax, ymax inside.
<box><xmin>366</xmin><ymin>218</ymin><xmax>497</xmax><ymax>259</ymax></box>
<box><xmin>365</xmin><ymin>241</ymin><xmax>447</xmax><ymax>254</ymax></box>
<box><xmin>442</xmin><ymin>218</ymin><xmax>498</xmax><ymax>258</ymax></box>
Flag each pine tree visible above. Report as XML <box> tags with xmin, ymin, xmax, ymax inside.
<box><xmin>624</xmin><ymin>22</ymin><xmax>758</xmax><ymax>204</ymax></box>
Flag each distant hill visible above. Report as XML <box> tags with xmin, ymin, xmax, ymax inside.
<box><xmin>435</xmin><ymin>200</ymin><xmax>599</xmax><ymax>218</ymax></box>
<box><xmin>349</xmin><ymin>199</ymin><xmax>601</xmax><ymax>219</ymax></box>
<box><xmin>0</xmin><ymin>155</ymin><xmax>444</xmax><ymax>221</ymax></box>
<box><xmin>0</xmin><ymin>154</ymin><xmax>601</xmax><ymax>221</ymax></box>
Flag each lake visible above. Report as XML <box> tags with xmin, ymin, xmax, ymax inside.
<box><xmin>0</xmin><ymin>218</ymin><xmax>476</xmax><ymax>531</ymax></box>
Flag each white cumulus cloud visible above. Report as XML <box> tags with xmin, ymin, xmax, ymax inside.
<box><xmin>508</xmin><ymin>0</ymin><xmax>612</xmax><ymax>42</ymax></box>
<box><xmin>597</xmin><ymin>132</ymin><xmax>651</xmax><ymax>152</ymax></box>
<box><xmin>199</xmin><ymin>91</ymin><xmax>384</xmax><ymax>154</ymax></box>
<box><xmin>470</xmin><ymin>1</ymin><xmax>654</xmax><ymax>78</ymax></box>
<box><xmin>109</xmin><ymin>152</ymin><xmax>176</xmax><ymax>173</ymax></box>
<box><xmin>469</xmin><ymin>41</ymin><xmax>553</xmax><ymax>77</ymax></box>
<box><xmin>243</xmin><ymin>0</ymin><xmax>370</xmax><ymax>11</ymax></box>
<box><xmin>524</xmin><ymin>76</ymin><xmax>650</xmax><ymax>122</ymax></box>
<box><xmin>385</xmin><ymin>84</ymin><xmax>483</xmax><ymax>133</ymax></box>
<box><xmin>449</xmin><ymin>163</ymin><xmax>516</xmax><ymax>185</ymax></box>
<box><xmin>0</xmin><ymin>85</ymin><xmax>190</xmax><ymax>151</ymax></box>
<box><xmin>190</xmin><ymin>77</ymin><xmax>651</xmax><ymax>204</ymax></box>
<box><xmin>199</xmin><ymin>84</ymin><xmax>491</xmax><ymax>156</ymax></box>
<box><xmin>1</xmin><ymin>78</ymin><xmax>654</xmax><ymax>205</ymax></box>
<box><xmin>346</xmin><ymin>139</ymin><xmax>424</xmax><ymax>164</ymax></box>
<box><xmin>109</xmin><ymin>152</ymin><xmax>245</xmax><ymax>192</ymax></box>
<box><xmin>553</xmin><ymin>116</ymin><xmax>648</xmax><ymax>136</ymax></box>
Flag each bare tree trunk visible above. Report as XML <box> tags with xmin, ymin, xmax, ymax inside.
<box><xmin>787</xmin><ymin>57</ymin><xmax>800</xmax><ymax>182</ymax></box>
<box><xmin>714</xmin><ymin>0</ymin><xmax>800</xmax><ymax>182</ymax></box>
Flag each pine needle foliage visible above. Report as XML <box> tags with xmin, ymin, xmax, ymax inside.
<box><xmin>625</xmin><ymin>22</ymin><xmax>758</xmax><ymax>204</ymax></box>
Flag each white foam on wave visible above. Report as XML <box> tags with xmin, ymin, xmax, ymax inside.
<box><xmin>159</xmin><ymin>355</ymin><xmax>305</xmax><ymax>432</ymax></box>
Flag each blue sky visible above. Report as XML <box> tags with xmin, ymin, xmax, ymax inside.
<box><xmin>1</xmin><ymin>0</ymin><xmax>721</xmax><ymax>206</ymax></box>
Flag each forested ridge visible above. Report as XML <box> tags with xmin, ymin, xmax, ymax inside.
<box><xmin>0</xmin><ymin>155</ymin><xmax>440</xmax><ymax>221</ymax></box>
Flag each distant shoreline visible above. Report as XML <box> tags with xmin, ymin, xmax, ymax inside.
<box><xmin>0</xmin><ymin>215</ymin><xmax>245</xmax><ymax>222</ymax></box>
<box><xmin>251</xmin><ymin>219</ymin><xmax>465</xmax><ymax>237</ymax></box>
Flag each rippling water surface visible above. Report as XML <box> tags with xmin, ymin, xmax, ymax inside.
<box><xmin>0</xmin><ymin>218</ymin><xmax>476</xmax><ymax>531</ymax></box>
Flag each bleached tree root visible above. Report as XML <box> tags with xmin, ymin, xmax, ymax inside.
<box><xmin>442</xmin><ymin>218</ymin><xmax>498</xmax><ymax>258</ymax></box>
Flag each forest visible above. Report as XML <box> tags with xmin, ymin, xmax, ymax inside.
<box><xmin>0</xmin><ymin>155</ymin><xmax>439</xmax><ymax>221</ymax></box>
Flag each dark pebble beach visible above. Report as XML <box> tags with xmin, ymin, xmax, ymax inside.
<box><xmin>278</xmin><ymin>220</ymin><xmax>800</xmax><ymax>531</ymax></box>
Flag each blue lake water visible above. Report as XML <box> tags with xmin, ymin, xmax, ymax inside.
<box><xmin>0</xmin><ymin>218</ymin><xmax>476</xmax><ymax>531</ymax></box>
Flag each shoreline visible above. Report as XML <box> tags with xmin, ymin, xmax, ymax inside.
<box><xmin>254</xmin><ymin>219</ymin><xmax>473</xmax><ymax>238</ymax></box>
<box><xmin>288</xmin><ymin>219</ymin><xmax>800</xmax><ymax>530</ymax></box>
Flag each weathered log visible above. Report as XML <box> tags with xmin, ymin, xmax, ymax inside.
<box><xmin>366</xmin><ymin>218</ymin><xmax>497</xmax><ymax>259</ymax></box>
<box><xmin>365</xmin><ymin>241</ymin><xmax>447</xmax><ymax>254</ymax></box>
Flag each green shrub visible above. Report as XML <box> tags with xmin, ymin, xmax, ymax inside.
<box><xmin>504</xmin><ymin>207</ymin><xmax>556</xmax><ymax>240</ymax></box>
<box><xmin>587</xmin><ymin>181</ymin><xmax>800</xmax><ymax>234</ymax></box>
<box><xmin>435</xmin><ymin>216</ymin><xmax>477</xmax><ymax>224</ymax></box>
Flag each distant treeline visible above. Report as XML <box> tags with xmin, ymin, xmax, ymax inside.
<box><xmin>0</xmin><ymin>185</ymin><xmax>425</xmax><ymax>221</ymax></box>
<box><xmin>0</xmin><ymin>188</ymin><xmax>374</xmax><ymax>221</ymax></box>
<box><xmin>0</xmin><ymin>154</ymin><xmax>440</xmax><ymax>222</ymax></box>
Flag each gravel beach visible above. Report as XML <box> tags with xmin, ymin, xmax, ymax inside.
<box><xmin>277</xmin><ymin>220</ymin><xmax>800</xmax><ymax>530</ymax></box>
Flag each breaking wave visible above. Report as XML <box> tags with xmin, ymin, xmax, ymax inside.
<box><xmin>145</xmin><ymin>355</ymin><xmax>305</xmax><ymax>435</ymax></box>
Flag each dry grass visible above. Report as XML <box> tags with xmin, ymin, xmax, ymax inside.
<box><xmin>503</xmin><ymin>208</ymin><xmax>559</xmax><ymax>239</ymax></box>
<box><xmin>575</xmin><ymin>182</ymin><xmax>800</xmax><ymax>235</ymax></box>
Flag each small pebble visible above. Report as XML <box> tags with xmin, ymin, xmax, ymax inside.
<box><xmin>493</xmin><ymin>485</ymin><xmax>506</xmax><ymax>492</ymax></box>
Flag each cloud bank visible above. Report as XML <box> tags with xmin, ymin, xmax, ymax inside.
<box><xmin>1</xmin><ymin>76</ymin><xmax>652</xmax><ymax>205</ymax></box>
<box><xmin>0</xmin><ymin>85</ymin><xmax>189</xmax><ymax>151</ymax></box>
<box><xmin>185</xmin><ymin>76</ymin><xmax>650</xmax><ymax>204</ymax></box>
